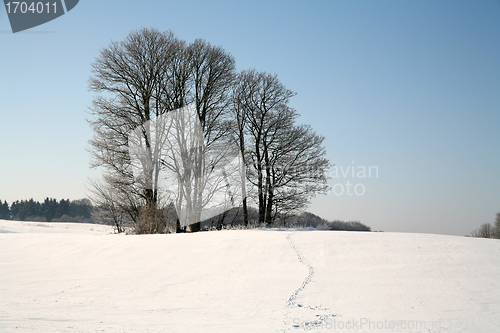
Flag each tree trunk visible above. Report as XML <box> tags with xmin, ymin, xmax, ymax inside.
<box><xmin>242</xmin><ymin>197</ymin><xmax>248</xmax><ymax>227</ymax></box>
<box><xmin>264</xmin><ymin>146</ymin><xmax>273</xmax><ymax>226</ymax></box>
<box><xmin>239</xmin><ymin>129</ymin><xmax>249</xmax><ymax>227</ymax></box>
<box><xmin>256</xmin><ymin>137</ymin><xmax>265</xmax><ymax>225</ymax></box>
<box><xmin>176</xmin><ymin>216</ymin><xmax>182</xmax><ymax>233</ymax></box>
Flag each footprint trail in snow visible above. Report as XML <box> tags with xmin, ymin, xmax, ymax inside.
<box><xmin>282</xmin><ymin>233</ymin><xmax>337</xmax><ymax>332</ymax></box>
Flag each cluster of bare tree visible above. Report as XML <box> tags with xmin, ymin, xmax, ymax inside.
<box><xmin>469</xmin><ymin>212</ymin><xmax>500</xmax><ymax>239</ymax></box>
<box><xmin>87</xmin><ymin>28</ymin><xmax>330</xmax><ymax>233</ymax></box>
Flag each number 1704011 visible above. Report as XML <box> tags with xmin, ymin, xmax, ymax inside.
<box><xmin>5</xmin><ymin>2</ymin><xmax>57</xmax><ymax>14</ymax></box>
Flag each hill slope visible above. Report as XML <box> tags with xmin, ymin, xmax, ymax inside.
<box><xmin>0</xmin><ymin>220</ymin><xmax>499</xmax><ymax>332</ymax></box>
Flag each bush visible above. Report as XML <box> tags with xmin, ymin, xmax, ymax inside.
<box><xmin>51</xmin><ymin>214</ymin><xmax>94</xmax><ymax>223</ymax></box>
<box><xmin>134</xmin><ymin>205</ymin><xmax>170</xmax><ymax>234</ymax></box>
<box><xmin>324</xmin><ymin>220</ymin><xmax>371</xmax><ymax>231</ymax></box>
<box><xmin>25</xmin><ymin>216</ymin><xmax>47</xmax><ymax>222</ymax></box>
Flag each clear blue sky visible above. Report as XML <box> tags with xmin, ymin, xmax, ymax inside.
<box><xmin>1</xmin><ymin>1</ymin><xmax>499</xmax><ymax>236</ymax></box>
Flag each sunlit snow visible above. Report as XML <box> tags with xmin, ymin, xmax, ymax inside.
<box><xmin>1</xmin><ymin>220</ymin><xmax>498</xmax><ymax>332</ymax></box>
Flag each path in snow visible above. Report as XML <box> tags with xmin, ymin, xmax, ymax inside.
<box><xmin>283</xmin><ymin>232</ymin><xmax>337</xmax><ymax>332</ymax></box>
<box><xmin>287</xmin><ymin>231</ymin><xmax>500</xmax><ymax>333</ymax></box>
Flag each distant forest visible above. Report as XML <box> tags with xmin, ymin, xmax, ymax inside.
<box><xmin>0</xmin><ymin>198</ymin><xmax>93</xmax><ymax>223</ymax></box>
<box><xmin>0</xmin><ymin>198</ymin><xmax>371</xmax><ymax>232</ymax></box>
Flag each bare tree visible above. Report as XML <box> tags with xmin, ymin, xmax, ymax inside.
<box><xmin>179</xmin><ymin>40</ymin><xmax>236</xmax><ymax>231</ymax></box>
<box><xmin>237</xmin><ymin>70</ymin><xmax>331</xmax><ymax>225</ymax></box>
<box><xmin>230</xmin><ymin>73</ymin><xmax>254</xmax><ymax>226</ymax></box>
<box><xmin>492</xmin><ymin>212</ymin><xmax>500</xmax><ymax>239</ymax></box>
<box><xmin>470</xmin><ymin>223</ymin><xmax>494</xmax><ymax>238</ymax></box>
<box><xmin>235</xmin><ymin>70</ymin><xmax>295</xmax><ymax>224</ymax></box>
<box><xmin>88</xmin><ymin>28</ymin><xmax>240</xmax><ymax>233</ymax></box>
<box><xmin>265</xmin><ymin>124</ymin><xmax>331</xmax><ymax>224</ymax></box>
<box><xmin>87</xmin><ymin>179</ymin><xmax>132</xmax><ymax>233</ymax></box>
<box><xmin>88</xmin><ymin>28</ymin><xmax>181</xmax><ymax>232</ymax></box>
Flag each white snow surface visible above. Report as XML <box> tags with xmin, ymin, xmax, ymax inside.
<box><xmin>0</xmin><ymin>220</ymin><xmax>499</xmax><ymax>332</ymax></box>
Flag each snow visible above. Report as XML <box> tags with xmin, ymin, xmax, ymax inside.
<box><xmin>0</xmin><ymin>220</ymin><xmax>499</xmax><ymax>332</ymax></box>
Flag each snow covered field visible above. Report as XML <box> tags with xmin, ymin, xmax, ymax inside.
<box><xmin>1</xmin><ymin>220</ymin><xmax>499</xmax><ymax>332</ymax></box>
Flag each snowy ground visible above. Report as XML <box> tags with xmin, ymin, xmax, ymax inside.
<box><xmin>0</xmin><ymin>220</ymin><xmax>499</xmax><ymax>332</ymax></box>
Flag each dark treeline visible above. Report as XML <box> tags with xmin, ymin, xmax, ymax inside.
<box><xmin>0</xmin><ymin>198</ymin><xmax>93</xmax><ymax>223</ymax></box>
<box><xmin>200</xmin><ymin>208</ymin><xmax>371</xmax><ymax>232</ymax></box>
<box><xmin>0</xmin><ymin>197</ymin><xmax>371</xmax><ymax>232</ymax></box>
